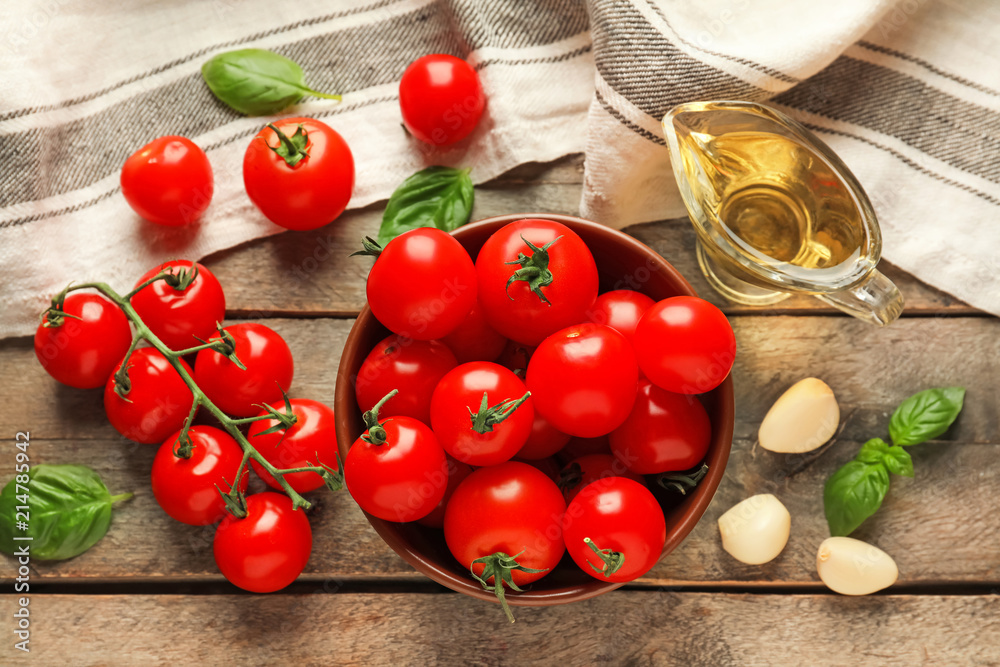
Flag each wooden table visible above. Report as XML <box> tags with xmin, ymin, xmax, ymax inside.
<box><xmin>2</xmin><ymin>155</ymin><xmax>998</xmax><ymax>665</ymax></box>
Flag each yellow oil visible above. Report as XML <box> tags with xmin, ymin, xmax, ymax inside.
<box><xmin>672</xmin><ymin>113</ymin><xmax>869</xmax><ymax>285</ymax></box>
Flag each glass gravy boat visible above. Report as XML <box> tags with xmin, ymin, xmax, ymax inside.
<box><xmin>662</xmin><ymin>101</ymin><xmax>904</xmax><ymax>326</ymax></box>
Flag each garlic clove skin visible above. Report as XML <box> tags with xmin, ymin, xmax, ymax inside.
<box><xmin>759</xmin><ymin>377</ymin><xmax>840</xmax><ymax>454</ymax></box>
<box><xmin>816</xmin><ymin>537</ymin><xmax>898</xmax><ymax>595</ymax></box>
<box><xmin>718</xmin><ymin>494</ymin><xmax>791</xmax><ymax>565</ymax></box>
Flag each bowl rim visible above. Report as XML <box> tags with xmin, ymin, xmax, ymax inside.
<box><xmin>334</xmin><ymin>212</ymin><xmax>735</xmax><ymax>606</ymax></box>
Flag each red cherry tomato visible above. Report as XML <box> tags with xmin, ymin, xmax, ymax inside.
<box><xmin>214</xmin><ymin>492</ymin><xmax>312</xmax><ymax>593</ymax></box>
<box><xmin>477</xmin><ymin>219</ymin><xmax>599</xmax><ymax>346</ymax></box>
<box><xmin>121</xmin><ymin>135</ymin><xmax>213</xmax><ymax>226</ymax></box>
<box><xmin>130</xmin><ymin>260</ymin><xmax>226</xmax><ymax>352</ymax></box>
<box><xmin>587</xmin><ymin>290</ymin><xmax>655</xmax><ymax>344</ymax></box>
<box><xmin>365</xmin><ymin>227</ymin><xmax>477</xmax><ymax>340</ymax></box>
<box><xmin>513</xmin><ymin>455</ymin><xmax>562</xmax><ymax>482</ymax></box>
<box><xmin>557</xmin><ymin>453</ymin><xmax>643</xmax><ymax>504</ymax></box>
<box><xmin>444</xmin><ymin>462</ymin><xmax>566</xmax><ymax>610</ymax></box>
<box><xmin>34</xmin><ymin>293</ymin><xmax>132</xmax><ymax>389</ymax></box>
<box><xmin>634</xmin><ymin>296</ymin><xmax>736</xmax><ymax>394</ymax></box>
<box><xmin>248</xmin><ymin>399</ymin><xmax>339</xmax><ymax>494</ymax></box>
<box><xmin>243</xmin><ymin>118</ymin><xmax>354</xmax><ymax>231</ymax></box>
<box><xmin>345</xmin><ymin>414</ymin><xmax>448</xmax><ymax>522</ymax></box>
<box><xmin>104</xmin><ymin>348</ymin><xmax>194</xmax><ymax>444</ymax></box>
<box><xmin>526</xmin><ymin>323</ymin><xmax>638</xmax><ymax>438</ymax></box>
<box><xmin>430</xmin><ymin>362</ymin><xmax>533</xmax><ymax>467</ymax></box>
<box><xmin>609</xmin><ymin>380</ymin><xmax>711</xmax><ymax>474</ymax></box>
<box><xmin>417</xmin><ymin>456</ymin><xmax>474</xmax><ymax>529</ymax></box>
<box><xmin>355</xmin><ymin>335</ymin><xmax>457</xmax><ymax>425</ymax></box>
<box><xmin>563</xmin><ymin>477</ymin><xmax>666</xmax><ymax>583</ymax></box>
<box><xmin>555</xmin><ymin>435</ymin><xmax>612</xmax><ymax>465</ymax></box>
<box><xmin>438</xmin><ymin>302</ymin><xmax>507</xmax><ymax>364</ymax></box>
<box><xmin>399</xmin><ymin>54</ymin><xmax>485</xmax><ymax>146</ymax></box>
<box><xmin>515</xmin><ymin>412</ymin><xmax>571</xmax><ymax>460</ymax></box>
<box><xmin>194</xmin><ymin>323</ymin><xmax>294</xmax><ymax>417</ymax></box>
<box><xmin>151</xmin><ymin>425</ymin><xmax>247</xmax><ymax>525</ymax></box>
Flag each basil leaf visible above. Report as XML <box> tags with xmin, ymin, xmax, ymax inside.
<box><xmin>882</xmin><ymin>446</ymin><xmax>914</xmax><ymax>478</ymax></box>
<box><xmin>0</xmin><ymin>465</ymin><xmax>131</xmax><ymax>561</ymax></box>
<box><xmin>823</xmin><ymin>460</ymin><xmax>890</xmax><ymax>537</ymax></box>
<box><xmin>889</xmin><ymin>387</ymin><xmax>966</xmax><ymax>446</ymax></box>
<box><xmin>201</xmin><ymin>48</ymin><xmax>341</xmax><ymax>116</ymax></box>
<box><xmin>377</xmin><ymin>166</ymin><xmax>474</xmax><ymax>246</ymax></box>
<box><xmin>856</xmin><ymin>437</ymin><xmax>890</xmax><ymax>464</ymax></box>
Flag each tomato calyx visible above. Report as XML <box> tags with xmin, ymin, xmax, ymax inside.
<box><xmin>200</xmin><ymin>325</ymin><xmax>247</xmax><ymax>370</ymax></box>
<box><xmin>504</xmin><ymin>235</ymin><xmax>562</xmax><ymax>305</ymax></box>
<box><xmin>266</xmin><ymin>123</ymin><xmax>310</xmax><ymax>167</ymax></box>
<box><xmin>470</xmin><ymin>550</ymin><xmax>548</xmax><ymax>623</ymax></box>
<box><xmin>468</xmin><ymin>390</ymin><xmax>531</xmax><ymax>435</ymax></box>
<box><xmin>314</xmin><ymin>453</ymin><xmax>346</xmax><ymax>492</ymax></box>
<box><xmin>40</xmin><ymin>285</ymin><xmax>83</xmax><ymax>328</ymax></box>
<box><xmin>216</xmin><ymin>469</ymin><xmax>250</xmax><ymax>519</ymax></box>
<box><xmin>583</xmin><ymin>537</ymin><xmax>625</xmax><ymax>578</ymax></box>
<box><xmin>350</xmin><ymin>235</ymin><xmax>383</xmax><ymax>258</ymax></box>
<box><xmin>556</xmin><ymin>461</ymin><xmax>583</xmax><ymax>491</ymax></box>
<box><xmin>360</xmin><ymin>389</ymin><xmax>398</xmax><ymax>445</ymax></box>
<box><xmin>656</xmin><ymin>462</ymin><xmax>710</xmax><ymax>496</ymax></box>
<box><xmin>251</xmin><ymin>390</ymin><xmax>299</xmax><ymax>436</ymax></box>
<box><xmin>159</xmin><ymin>264</ymin><xmax>200</xmax><ymax>292</ymax></box>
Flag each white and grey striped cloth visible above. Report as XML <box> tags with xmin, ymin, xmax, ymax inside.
<box><xmin>2</xmin><ymin>0</ymin><xmax>998</xmax><ymax>337</ymax></box>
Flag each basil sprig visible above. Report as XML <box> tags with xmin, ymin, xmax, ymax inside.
<box><xmin>201</xmin><ymin>48</ymin><xmax>341</xmax><ymax>116</ymax></box>
<box><xmin>377</xmin><ymin>166</ymin><xmax>474</xmax><ymax>246</ymax></box>
<box><xmin>0</xmin><ymin>465</ymin><xmax>132</xmax><ymax>561</ymax></box>
<box><xmin>824</xmin><ymin>387</ymin><xmax>964</xmax><ymax>537</ymax></box>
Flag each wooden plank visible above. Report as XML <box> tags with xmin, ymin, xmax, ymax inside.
<box><xmin>4</xmin><ymin>593</ymin><xmax>997</xmax><ymax>665</ymax></box>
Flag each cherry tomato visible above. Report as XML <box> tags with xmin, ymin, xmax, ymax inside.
<box><xmin>513</xmin><ymin>455</ymin><xmax>562</xmax><ymax>482</ymax></box>
<box><xmin>151</xmin><ymin>425</ymin><xmax>247</xmax><ymax>525</ymax></box>
<box><xmin>34</xmin><ymin>293</ymin><xmax>132</xmax><ymax>389</ymax></box>
<box><xmin>557</xmin><ymin>453</ymin><xmax>643</xmax><ymax>504</ymax></box>
<box><xmin>609</xmin><ymin>380</ymin><xmax>711</xmax><ymax>474</ymax></box>
<box><xmin>430</xmin><ymin>362</ymin><xmax>533</xmax><ymax>466</ymax></box>
<box><xmin>563</xmin><ymin>477</ymin><xmax>666</xmax><ymax>583</ymax></box>
<box><xmin>438</xmin><ymin>302</ymin><xmax>507</xmax><ymax>364</ymax></box>
<box><xmin>194</xmin><ymin>323</ymin><xmax>294</xmax><ymax>417</ymax></box>
<box><xmin>634</xmin><ymin>296</ymin><xmax>736</xmax><ymax>394</ymax></box>
<box><xmin>556</xmin><ymin>435</ymin><xmax>611</xmax><ymax>465</ymax></box>
<box><xmin>130</xmin><ymin>260</ymin><xmax>226</xmax><ymax>352</ymax></box>
<box><xmin>526</xmin><ymin>323</ymin><xmax>638</xmax><ymax>438</ymax></box>
<box><xmin>587</xmin><ymin>290</ymin><xmax>655</xmax><ymax>344</ymax></box>
<box><xmin>214</xmin><ymin>492</ymin><xmax>312</xmax><ymax>593</ymax></box>
<box><xmin>444</xmin><ymin>462</ymin><xmax>566</xmax><ymax>599</ymax></box>
<box><xmin>345</xmin><ymin>414</ymin><xmax>448</xmax><ymax>522</ymax></box>
<box><xmin>477</xmin><ymin>219</ymin><xmax>599</xmax><ymax>346</ymax></box>
<box><xmin>248</xmin><ymin>399</ymin><xmax>339</xmax><ymax>494</ymax></box>
<box><xmin>355</xmin><ymin>335</ymin><xmax>457</xmax><ymax>425</ymax></box>
<box><xmin>243</xmin><ymin>118</ymin><xmax>354</xmax><ymax>231</ymax></box>
<box><xmin>364</xmin><ymin>227</ymin><xmax>476</xmax><ymax>340</ymax></box>
<box><xmin>417</xmin><ymin>456</ymin><xmax>474</xmax><ymax>529</ymax></box>
<box><xmin>104</xmin><ymin>348</ymin><xmax>194</xmax><ymax>444</ymax></box>
<box><xmin>495</xmin><ymin>339</ymin><xmax>534</xmax><ymax>376</ymax></box>
<box><xmin>399</xmin><ymin>54</ymin><xmax>485</xmax><ymax>146</ymax></box>
<box><xmin>515</xmin><ymin>412</ymin><xmax>570</xmax><ymax>460</ymax></box>
<box><xmin>121</xmin><ymin>135</ymin><xmax>212</xmax><ymax>226</ymax></box>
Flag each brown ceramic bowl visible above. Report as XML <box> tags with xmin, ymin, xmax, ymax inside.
<box><xmin>335</xmin><ymin>213</ymin><xmax>734</xmax><ymax>607</ymax></box>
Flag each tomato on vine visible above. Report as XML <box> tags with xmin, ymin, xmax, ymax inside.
<box><xmin>248</xmin><ymin>398</ymin><xmax>340</xmax><ymax>494</ymax></box>
<box><xmin>194</xmin><ymin>322</ymin><xmax>294</xmax><ymax>417</ymax></box>
<box><xmin>214</xmin><ymin>492</ymin><xmax>312</xmax><ymax>593</ymax></box>
<box><xmin>243</xmin><ymin>118</ymin><xmax>354</xmax><ymax>231</ymax></box>
<box><xmin>477</xmin><ymin>219</ymin><xmax>598</xmax><ymax>346</ymax></box>
<box><xmin>104</xmin><ymin>348</ymin><xmax>195</xmax><ymax>444</ymax></box>
<box><xmin>152</xmin><ymin>425</ymin><xmax>247</xmax><ymax>525</ymax></box>
<box><xmin>430</xmin><ymin>362</ymin><xmax>533</xmax><ymax>467</ymax></box>
<box><xmin>130</xmin><ymin>260</ymin><xmax>226</xmax><ymax>351</ymax></box>
<box><xmin>34</xmin><ymin>293</ymin><xmax>132</xmax><ymax>389</ymax></box>
<box><xmin>399</xmin><ymin>54</ymin><xmax>485</xmax><ymax>146</ymax></box>
<box><xmin>121</xmin><ymin>135</ymin><xmax>213</xmax><ymax>226</ymax></box>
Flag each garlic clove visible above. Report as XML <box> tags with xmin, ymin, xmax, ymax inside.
<box><xmin>717</xmin><ymin>494</ymin><xmax>791</xmax><ymax>565</ymax></box>
<box><xmin>759</xmin><ymin>377</ymin><xmax>840</xmax><ymax>453</ymax></box>
<box><xmin>816</xmin><ymin>537</ymin><xmax>898</xmax><ymax>595</ymax></box>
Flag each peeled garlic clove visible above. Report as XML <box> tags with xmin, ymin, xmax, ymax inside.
<box><xmin>718</xmin><ymin>494</ymin><xmax>790</xmax><ymax>564</ymax></box>
<box><xmin>816</xmin><ymin>537</ymin><xmax>898</xmax><ymax>595</ymax></box>
<box><xmin>759</xmin><ymin>377</ymin><xmax>839</xmax><ymax>453</ymax></box>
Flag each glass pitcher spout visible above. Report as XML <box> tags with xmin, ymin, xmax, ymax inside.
<box><xmin>815</xmin><ymin>270</ymin><xmax>904</xmax><ymax>326</ymax></box>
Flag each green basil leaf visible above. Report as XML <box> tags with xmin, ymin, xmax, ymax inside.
<box><xmin>856</xmin><ymin>437</ymin><xmax>890</xmax><ymax>464</ymax></box>
<box><xmin>823</xmin><ymin>460</ymin><xmax>890</xmax><ymax>537</ymax></box>
<box><xmin>882</xmin><ymin>446</ymin><xmax>914</xmax><ymax>478</ymax></box>
<box><xmin>0</xmin><ymin>465</ymin><xmax>131</xmax><ymax>561</ymax></box>
<box><xmin>889</xmin><ymin>387</ymin><xmax>966</xmax><ymax>446</ymax></box>
<box><xmin>377</xmin><ymin>166</ymin><xmax>474</xmax><ymax>246</ymax></box>
<box><xmin>201</xmin><ymin>48</ymin><xmax>341</xmax><ymax>116</ymax></box>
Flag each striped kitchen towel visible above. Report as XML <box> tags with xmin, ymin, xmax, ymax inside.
<box><xmin>2</xmin><ymin>0</ymin><xmax>999</xmax><ymax>338</ymax></box>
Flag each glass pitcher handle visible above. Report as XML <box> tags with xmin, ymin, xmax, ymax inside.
<box><xmin>814</xmin><ymin>270</ymin><xmax>905</xmax><ymax>326</ymax></box>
